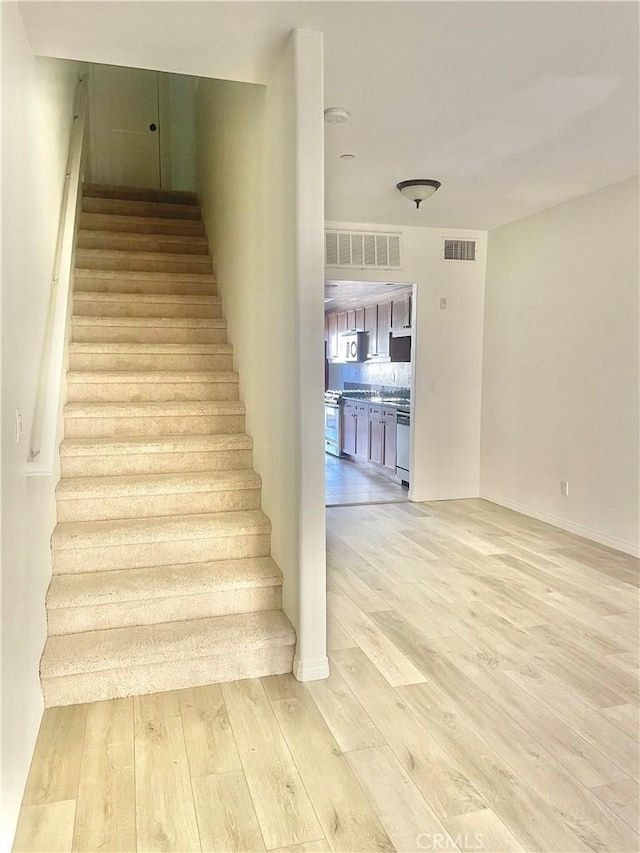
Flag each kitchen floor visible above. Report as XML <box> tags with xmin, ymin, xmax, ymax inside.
<box><xmin>325</xmin><ymin>453</ymin><xmax>408</xmax><ymax>506</ymax></box>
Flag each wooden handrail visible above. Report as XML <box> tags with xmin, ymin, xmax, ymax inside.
<box><xmin>26</xmin><ymin>74</ymin><xmax>87</xmax><ymax>477</ymax></box>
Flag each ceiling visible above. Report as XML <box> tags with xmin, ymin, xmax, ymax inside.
<box><xmin>324</xmin><ymin>280</ymin><xmax>412</xmax><ymax>313</ymax></box>
<box><xmin>19</xmin><ymin>1</ymin><xmax>639</xmax><ymax>230</ymax></box>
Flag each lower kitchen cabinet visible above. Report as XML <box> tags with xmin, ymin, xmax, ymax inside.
<box><xmin>355</xmin><ymin>403</ymin><xmax>370</xmax><ymax>460</ymax></box>
<box><xmin>368</xmin><ymin>407</ymin><xmax>384</xmax><ymax>465</ymax></box>
<box><xmin>342</xmin><ymin>401</ymin><xmax>357</xmax><ymax>455</ymax></box>
<box><xmin>382</xmin><ymin>408</ymin><xmax>397</xmax><ymax>475</ymax></box>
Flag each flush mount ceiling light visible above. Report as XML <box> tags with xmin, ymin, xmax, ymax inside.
<box><xmin>396</xmin><ymin>179</ymin><xmax>441</xmax><ymax>209</ymax></box>
<box><xmin>324</xmin><ymin>107</ymin><xmax>350</xmax><ymax>124</ymax></box>
<box><xmin>340</xmin><ymin>153</ymin><xmax>356</xmax><ymax>160</ymax></box>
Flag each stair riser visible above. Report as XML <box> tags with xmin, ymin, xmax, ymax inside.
<box><xmin>79</xmin><ymin>213</ymin><xmax>205</xmax><ymax>236</ymax></box>
<box><xmin>64</xmin><ymin>412</ymin><xmax>245</xmax><ymax>438</ymax></box>
<box><xmin>66</xmin><ymin>380</ymin><xmax>239</xmax><ymax>403</ymax></box>
<box><xmin>71</xmin><ymin>326</ymin><xmax>227</xmax><ymax>344</ymax></box>
<box><xmin>76</xmin><ymin>253</ymin><xmax>212</xmax><ymax>275</ymax></box>
<box><xmin>48</xmin><ymin>586</ymin><xmax>282</xmax><ymax>635</ymax></box>
<box><xmin>68</xmin><ymin>353</ymin><xmax>232</xmax><ymax>371</ymax></box>
<box><xmin>52</xmin><ymin>532</ymin><xmax>271</xmax><ymax>573</ymax></box>
<box><xmin>75</xmin><ymin>278</ymin><xmax>216</xmax><ymax>297</ymax></box>
<box><xmin>61</xmin><ymin>449</ymin><xmax>253</xmax><ymax>478</ymax></box>
<box><xmin>83</xmin><ymin>185</ymin><xmax>197</xmax><ymax>205</ymax></box>
<box><xmin>57</xmin><ymin>488</ymin><xmax>262</xmax><ymax>522</ymax></box>
<box><xmin>42</xmin><ymin>643</ymin><xmax>294</xmax><ymax>707</ymax></box>
<box><xmin>78</xmin><ymin>233</ymin><xmax>209</xmax><ymax>255</ymax></box>
<box><xmin>83</xmin><ymin>198</ymin><xmax>201</xmax><ymax>220</ymax></box>
<box><xmin>73</xmin><ymin>301</ymin><xmax>221</xmax><ymax>319</ymax></box>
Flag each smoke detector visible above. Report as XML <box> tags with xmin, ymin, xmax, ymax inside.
<box><xmin>324</xmin><ymin>107</ymin><xmax>350</xmax><ymax>125</ymax></box>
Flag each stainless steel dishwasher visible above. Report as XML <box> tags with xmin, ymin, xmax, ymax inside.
<box><xmin>396</xmin><ymin>410</ymin><xmax>410</xmax><ymax>486</ymax></box>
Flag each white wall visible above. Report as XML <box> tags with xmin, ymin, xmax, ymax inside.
<box><xmin>166</xmin><ymin>73</ymin><xmax>197</xmax><ymax>192</ymax></box>
<box><xmin>195</xmin><ymin>30</ymin><xmax>327</xmax><ymax>680</ymax></box>
<box><xmin>325</xmin><ymin>223</ymin><xmax>488</xmax><ymax>501</ymax></box>
<box><xmin>1</xmin><ymin>4</ymin><xmax>81</xmax><ymax>845</ymax></box>
<box><xmin>481</xmin><ymin>177</ymin><xmax>640</xmax><ymax>555</ymax></box>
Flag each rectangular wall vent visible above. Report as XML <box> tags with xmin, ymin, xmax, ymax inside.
<box><xmin>325</xmin><ymin>230</ymin><xmax>402</xmax><ymax>269</ymax></box>
<box><xmin>443</xmin><ymin>238</ymin><xmax>477</xmax><ymax>261</ymax></box>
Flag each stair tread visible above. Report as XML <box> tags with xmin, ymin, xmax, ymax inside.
<box><xmin>74</xmin><ymin>291</ymin><xmax>219</xmax><ymax>304</ymax></box>
<box><xmin>52</xmin><ymin>509</ymin><xmax>271</xmax><ymax>550</ymax></box>
<box><xmin>82</xmin><ymin>198</ymin><xmax>202</xmax><ymax>219</ymax></box>
<box><xmin>80</xmin><ymin>212</ymin><xmax>205</xmax><ymax>231</ymax></box>
<box><xmin>47</xmin><ymin>557</ymin><xmax>283</xmax><ymax>608</ymax></box>
<box><xmin>64</xmin><ymin>400</ymin><xmax>244</xmax><ymax>417</ymax></box>
<box><xmin>75</xmin><ymin>269</ymin><xmax>216</xmax><ymax>283</ymax></box>
<box><xmin>71</xmin><ymin>316</ymin><xmax>225</xmax><ymax>328</ymax></box>
<box><xmin>67</xmin><ymin>370</ymin><xmax>238</xmax><ymax>383</ymax></box>
<box><xmin>60</xmin><ymin>433</ymin><xmax>253</xmax><ymax>456</ymax></box>
<box><xmin>78</xmin><ymin>229</ymin><xmax>207</xmax><ymax>244</ymax></box>
<box><xmin>76</xmin><ymin>248</ymin><xmax>210</xmax><ymax>263</ymax></box>
<box><xmin>83</xmin><ymin>183</ymin><xmax>198</xmax><ymax>205</ymax></box>
<box><xmin>69</xmin><ymin>342</ymin><xmax>231</xmax><ymax>353</ymax></box>
<box><xmin>41</xmin><ymin>609</ymin><xmax>294</xmax><ymax>677</ymax></box>
<box><xmin>57</xmin><ymin>469</ymin><xmax>261</xmax><ymax>499</ymax></box>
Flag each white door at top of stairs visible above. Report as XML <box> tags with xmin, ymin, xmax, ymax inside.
<box><xmin>90</xmin><ymin>64</ymin><xmax>163</xmax><ymax>189</ymax></box>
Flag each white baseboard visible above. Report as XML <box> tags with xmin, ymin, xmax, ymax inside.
<box><xmin>293</xmin><ymin>654</ymin><xmax>330</xmax><ymax>682</ymax></box>
<box><xmin>480</xmin><ymin>490</ymin><xmax>640</xmax><ymax>557</ymax></box>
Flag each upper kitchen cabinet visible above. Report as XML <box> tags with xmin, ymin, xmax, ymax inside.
<box><xmin>391</xmin><ymin>294</ymin><xmax>412</xmax><ymax>336</ymax></box>
<box><xmin>376</xmin><ymin>301</ymin><xmax>391</xmax><ymax>358</ymax></box>
<box><xmin>355</xmin><ymin>307</ymin><xmax>365</xmax><ymax>331</ymax></box>
<box><xmin>327</xmin><ymin>312</ymin><xmax>339</xmax><ymax>360</ymax></box>
<box><xmin>364</xmin><ymin>305</ymin><xmax>378</xmax><ymax>359</ymax></box>
<box><xmin>337</xmin><ymin>312</ymin><xmax>348</xmax><ymax>337</ymax></box>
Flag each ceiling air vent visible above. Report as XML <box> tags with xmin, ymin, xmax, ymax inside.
<box><xmin>325</xmin><ymin>230</ymin><xmax>402</xmax><ymax>269</ymax></box>
<box><xmin>443</xmin><ymin>238</ymin><xmax>477</xmax><ymax>261</ymax></box>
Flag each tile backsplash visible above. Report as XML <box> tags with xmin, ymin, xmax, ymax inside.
<box><xmin>328</xmin><ymin>361</ymin><xmax>411</xmax><ymax>390</ymax></box>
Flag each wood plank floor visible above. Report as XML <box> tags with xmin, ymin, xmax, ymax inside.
<box><xmin>13</xmin><ymin>499</ymin><xmax>639</xmax><ymax>852</ymax></box>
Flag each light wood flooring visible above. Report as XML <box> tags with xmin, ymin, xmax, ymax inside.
<box><xmin>13</xmin><ymin>499</ymin><xmax>640</xmax><ymax>852</ymax></box>
<box><xmin>325</xmin><ymin>454</ymin><xmax>408</xmax><ymax>506</ymax></box>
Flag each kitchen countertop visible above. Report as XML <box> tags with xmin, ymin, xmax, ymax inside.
<box><xmin>339</xmin><ymin>393</ymin><xmax>410</xmax><ymax>411</ymax></box>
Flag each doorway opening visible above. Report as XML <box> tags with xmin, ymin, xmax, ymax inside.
<box><xmin>324</xmin><ymin>279</ymin><xmax>416</xmax><ymax>507</ymax></box>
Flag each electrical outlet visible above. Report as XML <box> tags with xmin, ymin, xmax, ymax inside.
<box><xmin>560</xmin><ymin>480</ymin><xmax>569</xmax><ymax>496</ymax></box>
<box><xmin>440</xmin><ymin>297</ymin><xmax>448</xmax><ymax>310</ymax></box>
<box><xmin>15</xmin><ymin>410</ymin><xmax>24</xmax><ymax>443</ymax></box>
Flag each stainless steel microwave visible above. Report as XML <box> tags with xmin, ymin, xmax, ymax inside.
<box><xmin>342</xmin><ymin>331</ymin><xmax>367</xmax><ymax>362</ymax></box>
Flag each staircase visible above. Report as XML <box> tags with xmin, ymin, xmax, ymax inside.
<box><xmin>40</xmin><ymin>183</ymin><xmax>296</xmax><ymax>707</ymax></box>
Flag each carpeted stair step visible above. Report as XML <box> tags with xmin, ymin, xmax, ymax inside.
<box><xmin>51</xmin><ymin>509</ymin><xmax>272</xmax><ymax>573</ymax></box>
<box><xmin>76</xmin><ymin>247</ymin><xmax>212</xmax><ymax>274</ymax></box>
<box><xmin>60</xmin><ymin>434</ymin><xmax>254</xmax><ymax>477</ymax></box>
<box><xmin>66</xmin><ymin>369</ymin><xmax>238</xmax><ymax>402</ymax></box>
<box><xmin>68</xmin><ymin>342</ymin><xmax>232</xmax><ymax>371</ymax></box>
<box><xmin>56</xmin><ymin>469</ymin><xmax>262</xmax><ymax>522</ymax></box>
<box><xmin>73</xmin><ymin>291</ymin><xmax>221</xmax><ymax>319</ymax></box>
<box><xmin>79</xmin><ymin>212</ymin><xmax>205</xmax><ymax>237</ymax></box>
<box><xmin>63</xmin><ymin>399</ymin><xmax>245</xmax><ymax>438</ymax></box>
<box><xmin>74</xmin><ymin>269</ymin><xmax>216</xmax><ymax>296</ymax></box>
<box><xmin>40</xmin><ymin>609</ymin><xmax>295</xmax><ymax>706</ymax></box>
<box><xmin>46</xmin><ymin>556</ymin><xmax>283</xmax><ymax>634</ymax></box>
<box><xmin>83</xmin><ymin>183</ymin><xmax>198</xmax><ymax>205</ymax></box>
<box><xmin>77</xmin><ymin>229</ymin><xmax>209</xmax><ymax>255</ymax></box>
<box><xmin>71</xmin><ymin>316</ymin><xmax>228</xmax><ymax>345</ymax></box>
<box><xmin>82</xmin><ymin>196</ymin><xmax>201</xmax><ymax>220</ymax></box>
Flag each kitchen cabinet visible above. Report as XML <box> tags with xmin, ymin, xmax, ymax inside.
<box><xmin>355</xmin><ymin>403</ymin><xmax>370</xmax><ymax>460</ymax></box>
<box><xmin>364</xmin><ymin>305</ymin><xmax>377</xmax><ymax>358</ymax></box>
<box><xmin>337</xmin><ymin>312</ymin><xmax>348</xmax><ymax>337</ymax></box>
<box><xmin>368</xmin><ymin>406</ymin><xmax>384</xmax><ymax>466</ymax></box>
<box><xmin>327</xmin><ymin>313</ymin><xmax>338</xmax><ymax>360</ymax></box>
<box><xmin>391</xmin><ymin>294</ymin><xmax>412</xmax><ymax>335</ymax></box>
<box><xmin>347</xmin><ymin>309</ymin><xmax>356</xmax><ymax>332</ymax></box>
<box><xmin>355</xmin><ymin>307</ymin><xmax>365</xmax><ymax>331</ymax></box>
<box><xmin>382</xmin><ymin>408</ymin><xmax>397</xmax><ymax>475</ymax></box>
<box><xmin>376</xmin><ymin>301</ymin><xmax>391</xmax><ymax>358</ymax></box>
<box><xmin>342</xmin><ymin>400</ymin><xmax>357</xmax><ymax>455</ymax></box>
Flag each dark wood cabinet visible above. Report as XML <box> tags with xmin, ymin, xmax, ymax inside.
<box><xmin>391</xmin><ymin>294</ymin><xmax>412</xmax><ymax>334</ymax></box>
<box><xmin>342</xmin><ymin>401</ymin><xmax>357</xmax><ymax>455</ymax></box>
